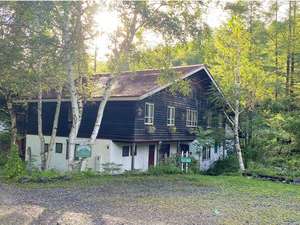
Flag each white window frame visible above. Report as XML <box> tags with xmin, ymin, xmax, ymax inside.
<box><xmin>186</xmin><ymin>108</ymin><xmax>198</xmax><ymax>127</ymax></box>
<box><xmin>144</xmin><ymin>103</ymin><xmax>154</xmax><ymax>125</ymax></box>
<box><xmin>167</xmin><ymin>106</ymin><xmax>175</xmax><ymax>126</ymax></box>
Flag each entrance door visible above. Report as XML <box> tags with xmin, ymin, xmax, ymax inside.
<box><xmin>148</xmin><ymin>145</ymin><xmax>155</xmax><ymax>167</ymax></box>
<box><xmin>159</xmin><ymin>144</ymin><xmax>170</xmax><ymax>162</ymax></box>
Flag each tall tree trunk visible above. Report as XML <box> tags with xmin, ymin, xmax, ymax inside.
<box><xmin>235</xmin><ymin>47</ymin><xmax>245</xmax><ymax>172</ymax></box>
<box><xmin>286</xmin><ymin>1</ymin><xmax>292</xmax><ymax>97</ymax></box>
<box><xmin>7</xmin><ymin>96</ymin><xmax>17</xmax><ymax>147</ymax></box>
<box><xmin>234</xmin><ymin>101</ymin><xmax>245</xmax><ymax>171</ymax></box>
<box><xmin>89</xmin><ymin>77</ymin><xmax>113</xmax><ymax>144</ymax></box>
<box><xmin>290</xmin><ymin>1</ymin><xmax>296</xmax><ymax>95</ymax></box>
<box><xmin>38</xmin><ymin>85</ymin><xmax>46</xmax><ymax>170</ymax></box>
<box><xmin>46</xmin><ymin>88</ymin><xmax>62</xmax><ymax>169</ymax></box>
<box><xmin>63</xmin><ymin>10</ymin><xmax>82</xmax><ymax>171</ymax></box>
<box><xmin>89</xmin><ymin>10</ymin><xmax>138</xmax><ymax>145</ymax></box>
<box><xmin>275</xmin><ymin>0</ymin><xmax>279</xmax><ymax>99</ymax></box>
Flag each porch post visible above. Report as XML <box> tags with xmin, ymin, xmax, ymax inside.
<box><xmin>131</xmin><ymin>143</ymin><xmax>136</xmax><ymax>170</ymax></box>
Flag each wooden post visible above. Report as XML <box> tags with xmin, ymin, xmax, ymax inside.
<box><xmin>185</xmin><ymin>151</ymin><xmax>188</xmax><ymax>173</ymax></box>
<box><xmin>181</xmin><ymin>151</ymin><xmax>184</xmax><ymax>172</ymax></box>
<box><xmin>131</xmin><ymin>143</ymin><xmax>136</xmax><ymax>171</ymax></box>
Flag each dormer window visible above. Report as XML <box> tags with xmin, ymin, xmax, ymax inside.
<box><xmin>186</xmin><ymin>108</ymin><xmax>198</xmax><ymax>127</ymax></box>
<box><xmin>167</xmin><ymin>106</ymin><xmax>175</xmax><ymax>126</ymax></box>
<box><xmin>145</xmin><ymin>103</ymin><xmax>154</xmax><ymax>125</ymax></box>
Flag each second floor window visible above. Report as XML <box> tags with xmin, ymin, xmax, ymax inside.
<box><xmin>167</xmin><ymin>106</ymin><xmax>175</xmax><ymax>126</ymax></box>
<box><xmin>186</xmin><ymin>108</ymin><xmax>198</xmax><ymax>127</ymax></box>
<box><xmin>145</xmin><ymin>103</ymin><xmax>154</xmax><ymax>125</ymax></box>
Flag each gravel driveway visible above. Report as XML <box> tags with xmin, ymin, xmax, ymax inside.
<box><xmin>0</xmin><ymin>178</ymin><xmax>216</xmax><ymax>225</ymax></box>
<box><xmin>1</xmin><ymin>176</ymin><xmax>299</xmax><ymax>225</ymax></box>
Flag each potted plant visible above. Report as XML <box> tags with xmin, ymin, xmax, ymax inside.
<box><xmin>146</xmin><ymin>125</ymin><xmax>156</xmax><ymax>134</ymax></box>
<box><xmin>168</xmin><ymin>126</ymin><xmax>177</xmax><ymax>134</ymax></box>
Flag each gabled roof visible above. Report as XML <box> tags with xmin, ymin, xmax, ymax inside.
<box><xmin>26</xmin><ymin>64</ymin><xmax>225</xmax><ymax>102</ymax></box>
<box><xmin>90</xmin><ymin>64</ymin><xmax>206</xmax><ymax>100</ymax></box>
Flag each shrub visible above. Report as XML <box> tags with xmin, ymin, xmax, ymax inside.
<box><xmin>0</xmin><ymin>151</ymin><xmax>7</xmax><ymax>167</ymax></box>
<box><xmin>148</xmin><ymin>155</ymin><xmax>182</xmax><ymax>175</ymax></box>
<box><xmin>80</xmin><ymin>169</ymin><xmax>99</xmax><ymax>177</ymax></box>
<box><xmin>148</xmin><ymin>164</ymin><xmax>182</xmax><ymax>175</ymax></box>
<box><xmin>4</xmin><ymin>144</ymin><xmax>25</xmax><ymax>178</ymax></box>
<box><xmin>205</xmin><ymin>154</ymin><xmax>240</xmax><ymax>175</ymax></box>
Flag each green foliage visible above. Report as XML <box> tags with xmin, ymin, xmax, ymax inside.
<box><xmin>80</xmin><ymin>169</ymin><xmax>99</xmax><ymax>178</ymax></box>
<box><xmin>188</xmin><ymin>157</ymin><xmax>199</xmax><ymax>174</ymax></box>
<box><xmin>148</xmin><ymin>155</ymin><xmax>182</xmax><ymax>175</ymax></box>
<box><xmin>148</xmin><ymin>164</ymin><xmax>181</xmax><ymax>175</ymax></box>
<box><xmin>205</xmin><ymin>154</ymin><xmax>240</xmax><ymax>176</ymax></box>
<box><xmin>196</xmin><ymin>127</ymin><xmax>215</xmax><ymax>146</ymax></box>
<box><xmin>0</xmin><ymin>151</ymin><xmax>7</xmax><ymax>167</ymax></box>
<box><xmin>28</xmin><ymin>169</ymin><xmax>61</xmax><ymax>181</ymax></box>
<box><xmin>4</xmin><ymin>144</ymin><xmax>25</xmax><ymax>178</ymax></box>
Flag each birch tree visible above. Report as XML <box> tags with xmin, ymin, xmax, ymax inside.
<box><xmin>51</xmin><ymin>2</ymin><xmax>95</xmax><ymax>170</ymax></box>
<box><xmin>211</xmin><ymin>16</ymin><xmax>274</xmax><ymax>171</ymax></box>
<box><xmin>90</xmin><ymin>0</ymin><xmax>204</xmax><ymax>144</ymax></box>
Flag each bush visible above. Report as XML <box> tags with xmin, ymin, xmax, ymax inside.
<box><xmin>80</xmin><ymin>169</ymin><xmax>99</xmax><ymax>177</ymax></box>
<box><xmin>247</xmin><ymin>156</ymin><xmax>300</xmax><ymax>179</ymax></box>
<box><xmin>148</xmin><ymin>164</ymin><xmax>182</xmax><ymax>175</ymax></box>
<box><xmin>4</xmin><ymin>144</ymin><xmax>25</xmax><ymax>178</ymax></box>
<box><xmin>205</xmin><ymin>154</ymin><xmax>240</xmax><ymax>175</ymax></box>
<box><xmin>0</xmin><ymin>151</ymin><xmax>7</xmax><ymax>167</ymax></box>
<box><xmin>148</xmin><ymin>155</ymin><xmax>182</xmax><ymax>175</ymax></box>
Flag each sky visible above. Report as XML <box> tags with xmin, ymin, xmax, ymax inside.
<box><xmin>92</xmin><ymin>0</ymin><xmax>289</xmax><ymax>61</ymax></box>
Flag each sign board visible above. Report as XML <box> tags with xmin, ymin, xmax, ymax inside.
<box><xmin>76</xmin><ymin>145</ymin><xmax>92</xmax><ymax>158</ymax></box>
<box><xmin>180</xmin><ymin>157</ymin><xmax>192</xmax><ymax>163</ymax></box>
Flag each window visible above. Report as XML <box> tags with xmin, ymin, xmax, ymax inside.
<box><xmin>55</xmin><ymin>143</ymin><xmax>63</xmax><ymax>154</ymax></box>
<box><xmin>167</xmin><ymin>106</ymin><xmax>175</xmax><ymax>126</ymax></box>
<box><xmin>186</xmin><ymin>108</ymin><xmax>198</xmax><ymax>127</ymax></box>
<box><xmin>214</xmin><ymin>142</ymin><xmax>219</xmax><ymax>154</ymax></box>
<box><xmin>145</xmin><ymin>103</ymin><xmax>154</xmax><ymax>125</ymax></box>
<box><xmin>202</xmin><ymin>146</ymin><xmax>211</xmax><ymax>161</ymax></box>
<box><xmin>74</xmin><ymin>144</ymin><xmax>79</xmax><ymax>160</ymax></box>
<box><xmin>44</xmin><ymin>143</ymin><xmax>49</xmax><ymax>152</ymax></box>
<box><xmin>122</xmin><ymin>146</ymin><xmax>130</xmax><ymax>157</ymax></box>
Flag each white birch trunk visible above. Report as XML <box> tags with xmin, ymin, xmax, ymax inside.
<box><xmin>46</xmin><ymin>88</ymin><xmax>62</xmax><ymax>169</ymax></box>
<box><xmin>64</xmin><ymin>12</ymin><xmax>82</xmax><ymax>171</ymax></box>
<box><xmin>89</xmin><ymin>78</ymin><xmax>113</xmax><ymax>144</ymax></box>
<box><xmin>234</xmin><ymin>101</ymin><xmax>245</xmax><ymax>171</ymax></box>
<box><xmin>89</xmin><ymin>11</ymin><xmax>138</xmax><ymax>145</ymax></box>
<box><xmin>234</xmin><ymin>47</ymin><xmax>245</xmax><ymax>172</ymax></box>
<box><xmin>38</xmin><ymin>86</ymin><xmax>46</xmax><ymax>170</ymax></box>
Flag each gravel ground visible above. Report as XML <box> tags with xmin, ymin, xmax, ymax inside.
<box><xmin>0</xmin><ymin>176</ymin><xmax>299</xmax><ymax>225</ymax></box>
<box><xmin>0</xmin><ymin>178</ymin><xmax>216</xmax><ymax>225</ymax></box>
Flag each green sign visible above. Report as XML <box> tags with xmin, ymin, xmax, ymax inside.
<box><xmin>180</xmin><ymin>157</ymin><xmax>192</xmax><ymax>163</ymax></box>
<box><xmin>76</xmin><ymin>145</ymin><xmax>91</xmax><ymax>158</ymax></box>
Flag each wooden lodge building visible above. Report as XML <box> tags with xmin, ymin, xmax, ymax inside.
<box><xmin>16</xmin><ymin>64</ymin><xmax>233</xmax><ymax>172</ymax></box>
